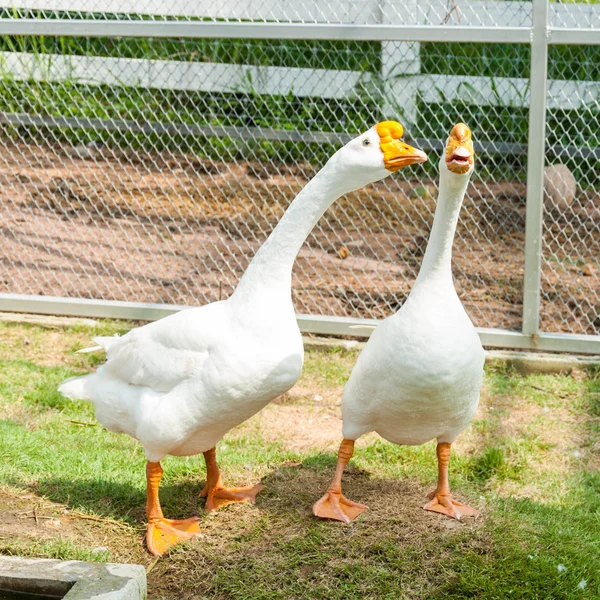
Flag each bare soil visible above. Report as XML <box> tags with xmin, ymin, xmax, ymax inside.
<box><xmin>0</xmin><ymin>487</ymin><xmax>145</xmax><ymax>564</ymax></box>
<box><xmin>0</xmin><ymin>140</ymin><xmax>598</xmax><ymax>334</ymax></box>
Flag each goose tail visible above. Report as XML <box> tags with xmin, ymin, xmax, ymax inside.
<box><xmin>58</xmin><ymin>374</ymin><xmax>94</xmax><ymax>401</ymax></box>
<box><xmin>75</xmin><ymin>335</ymin><xmax>120</xmax><ymax>354</ymax></box>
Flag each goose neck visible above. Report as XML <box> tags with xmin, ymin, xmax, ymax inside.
<box><xmin>415</xmin><ymin>171</ymin><xmax>470</xmax><ymax>285</ymax></box>
<box><xmin>233</xmin><ymin>162</ymin><xmax>349</xmax><ymax>300</ymax></box>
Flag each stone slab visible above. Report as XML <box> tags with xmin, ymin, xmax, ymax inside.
<box><xmin>0</xmin><ymin>556</ymin><xmax>146</xmax><ymax>600</ymax></box>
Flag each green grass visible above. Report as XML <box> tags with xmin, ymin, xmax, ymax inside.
<box><xmin>0</xmin><ymin>320</ymin><xmax>599</xmax><ymax>599</ymax></box>
<box><xmin>0</xmin><ymin>538</ymin><xmax>112</xmax><ymax>563</ymax></box>
<box><xmin>0</xmin><ymin>34</ymin><xmax>382</xmax><ymax>73</ymax></box>
<box><xmin>0</xmin><ymin>77</ymin><xmax>377</xmax><ymax>165</ymax></box>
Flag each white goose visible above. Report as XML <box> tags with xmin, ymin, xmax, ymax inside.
<box><xmin>59</xmin><ymin>121</ymin><xmax>427</xmax><ymax>555</ymax></box>
<box><xmin>313</xmin><ymin>123</ymin><xmax>483</xmax><ymax>523</ymax></box>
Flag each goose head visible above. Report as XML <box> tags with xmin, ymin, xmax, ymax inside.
<box><xmin>443</xmin><ymin>123</ymin><xmax>475</xmax><ymax>176</ymax></box>
<box><xmin>327</xmin><ymin>120</ymin><xmax>428</xmax><ymax>193</ymax></box>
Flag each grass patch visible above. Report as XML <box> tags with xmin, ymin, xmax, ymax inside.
<box><xmin>0</xmin><ymin>537</ymin><xmax>112</xmax><ymax>563</ymax></box>
<box><xmin>0</xmin><ymin>319</ymin><xmax>599</xmax><ymax>598</ymax></box>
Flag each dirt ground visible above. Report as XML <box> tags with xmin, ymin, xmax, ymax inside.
<box><xmin>0</xmin><ymin>140</ymin><xmax>598</xmax><ymax>334</ymax></box>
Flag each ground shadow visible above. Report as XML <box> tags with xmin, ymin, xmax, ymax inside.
<box><xmin>9</xmin><ymin>475</ymin><xmax>208</xmax><ymax>527</ymax></box>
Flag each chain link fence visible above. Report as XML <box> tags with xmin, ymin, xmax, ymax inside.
<box><xmin>541</xmin><ymin>40</ymin><xmax>600</xmax><ymax>336</ymax></box>
<box><xmin>0</xmin><ymin>0</ymin><xmax>598</xmax><ymax>352</ymax></box>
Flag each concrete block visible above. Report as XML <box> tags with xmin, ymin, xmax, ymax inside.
<box><xmin>0</xmin><ymin>556</ymin><xmax>146</xmax><ymax>600</ymax></box>
<box><xmin>302</xmin><ymin>336</ymin><xmax>600</xmax><ymax>375</ymax></box>
<box><xmin>485</xmin><ymin>350</ymin><xmax>600</xmax><ymax>375</ymax></box>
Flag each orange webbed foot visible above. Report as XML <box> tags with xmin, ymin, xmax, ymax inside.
<box><xmin>201</xmin><ymin>483</ymin><xmax>264</xmax><ymax>511</ymax></box>
<box><xmin>423</xmin><ymin>491</ymin><xmax>479</xmax><ymax>520</ymax></box>
<box><xmin>312</xmin><ymin>491</ymin><xmax>368</xmax><ymax>523</ymax></box>
<box><xmin>146</xmin><ymin>517</ymin><xmax>201</xmax><ymax>556</ymax></box>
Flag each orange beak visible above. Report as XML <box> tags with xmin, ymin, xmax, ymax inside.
<box><xmin>445</xmin><ymin>123</ymin><xmax>475</xmax><ymax>174</ymax></box>
<box><xmin>376</xmin><ymin>120</ymin><xmax>428</xmax><ymax>172</ymax></box>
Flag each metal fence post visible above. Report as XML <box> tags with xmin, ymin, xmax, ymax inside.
<box><xmin>522</xmin><ymin>0</ymin><xmax>549</xmax><ymax>336</ymax></box>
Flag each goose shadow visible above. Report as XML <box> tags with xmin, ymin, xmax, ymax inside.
<box><xmin>12</xmin><ymin>475</ymin><xmax>208</xmax><ymax>528</ymax></box>
<box><xmin>250</xmin><ymin>452</ymin><xmax>475</xmax><ymax>534</ymax></box>
<box><xmin>8</xmin><ymin>452</ymin><xmax>447</xmax><ymax>536</ymax></box>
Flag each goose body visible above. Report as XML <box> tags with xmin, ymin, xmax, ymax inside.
<box><xmin>68</xmin><ymin>296</ymin><xmax>303</xmax><ymax>461</ymax></box>
<box><xmin>342</xmin><ymin>271</ymin><xmax>484</xmax><ymax>447</ymax></box>
<box><xmin>59</xmin><ymin>121</ymin><xmax>427</xmax><ymax>555</ymax></box>
<box><xmin>313</xmin><ymin>123</ymin><xmax>483</xmax><ymax>523</ymax></box>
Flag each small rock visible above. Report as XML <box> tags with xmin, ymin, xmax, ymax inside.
<box><xmin>571</xmin><ymin>368</ymin><xmax>586</xmax><ymax>382</ymax></box>
<box><xmin>313</xmin><ymin>394</ymin><xmax>323</xmax><ymax>402</ymax></box>
<box><xmin>338</xmin><ymin>246</ymin><xmax>350</xmax><ymax>259</ymax></box>
<box><xmin>544</xmin><ymin>164</ymin><xmax>576</xmax><ymax>212</ymax></box>
<box><xmin>582</xmin><ymin>263</ymin><xmax>595</xmax><ymax>277</ymax></box>
<box><xmin>91</xmin><ymin>546</ymin><xmax>108</xmax><ymax>554</ymax></box>
<box><xmin>345</xmin><ymin>240</ymin><xmax>365</xmax><ymax>249</ymax></box>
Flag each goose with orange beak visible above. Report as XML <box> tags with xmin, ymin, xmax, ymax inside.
<box><xmin>313</xmin><ymin>123</ymin><xmax>482</xmax><ymax>523</ymax></box>
<box><xmin>58</xmin><ymin>121</ymin><xmax>426</xmax><ymax>556</ymax></box>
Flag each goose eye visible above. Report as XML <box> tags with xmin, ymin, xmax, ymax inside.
<box><xmin>362</xmin><ymin>138</ymin><xmax>371</xmax><ymax>147</ymax></box>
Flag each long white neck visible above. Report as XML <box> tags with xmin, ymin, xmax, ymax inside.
<box><xmin>415</xmin><ymin>168</ymin><xmax>471</xmax><ymax>286</ymax></box>
<box><xmin>232</xmin><ymin>157</ymin><xmax>353</xmax><ymax>300</ymax></box>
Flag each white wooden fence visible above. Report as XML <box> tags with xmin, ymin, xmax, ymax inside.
<box><xmin>2</xmin><ymin>50</ymin><xmax>600</xmax><ymax>113</ymax></box>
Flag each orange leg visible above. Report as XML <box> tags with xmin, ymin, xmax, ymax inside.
<box><xmin>200</xmin><ymin>447</ymin><xmax>264</xmax><ymax>511</ymax></box>
<box><xmin>312</xmin><ymin>439</ymin><xmax>368</xmax><ymax>523</ymax></box>
<box><xmin>423</xmin><ymin>442</ymin><xmax>479</xmax><ymax>520</ymax></box>
<box><xmin>145</xmin><ymin>461</ymin><xmax>201</xmax><ymax>556</ymax></box>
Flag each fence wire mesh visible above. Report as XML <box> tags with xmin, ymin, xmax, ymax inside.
<box><xmin>541</xmin><ymin>43</ymin><xmax>600</xmax><ymax>335</ymax></box>
<box><xmin>0</xmin><ymin>0</ymin><xmax>598</xmax><ymax>346</ymax></box>
<box><xmin>550</xmin><ymin>0</ymin><xmax>600</xmax><ymax>28</ymax></box>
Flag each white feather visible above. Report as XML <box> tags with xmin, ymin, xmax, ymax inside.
<box><xmin>75</xmin><ymin>346</ymin><xmax>103</xmax><ymax>354</ymax></box>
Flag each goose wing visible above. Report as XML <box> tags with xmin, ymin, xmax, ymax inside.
<box><xmin>87</xmin><ymin>302</ymin><xmax>227</xmax><ymax>393</ymax></box>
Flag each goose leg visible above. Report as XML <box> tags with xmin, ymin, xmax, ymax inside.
<box><xmin>312</xmin><ymin>439</ymin><xmax>368</xmax><ymax>523</ymax></box>
<box><xmin>145</xmin><ymin>461</ymin><xmax>201</xmax><ymax>556</ymax></box>
<box><xmin>200</xmin><ymin>447</ymin><xmax>264</xmax><ymax>511</ymax></box>
<box><xmin>423</xmin><ymin>442</ymin><xmax>479</xmax><ymax>520</ymax></box>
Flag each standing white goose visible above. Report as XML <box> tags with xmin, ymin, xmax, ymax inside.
<box><xmin>59</xmin><ymin>121</ymin><xmax>427</xmax><ymax>555</ymax></box>
<box><xmin>313</xmin><ymin>123</ymin><xmax>483</xmax><ymax>523</ymax></box>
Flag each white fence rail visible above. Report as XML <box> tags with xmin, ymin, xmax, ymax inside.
<box><xmin>3</xmin><ymin>51</ymin><xmax>600</xmax><ymax>113</ymax></box>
